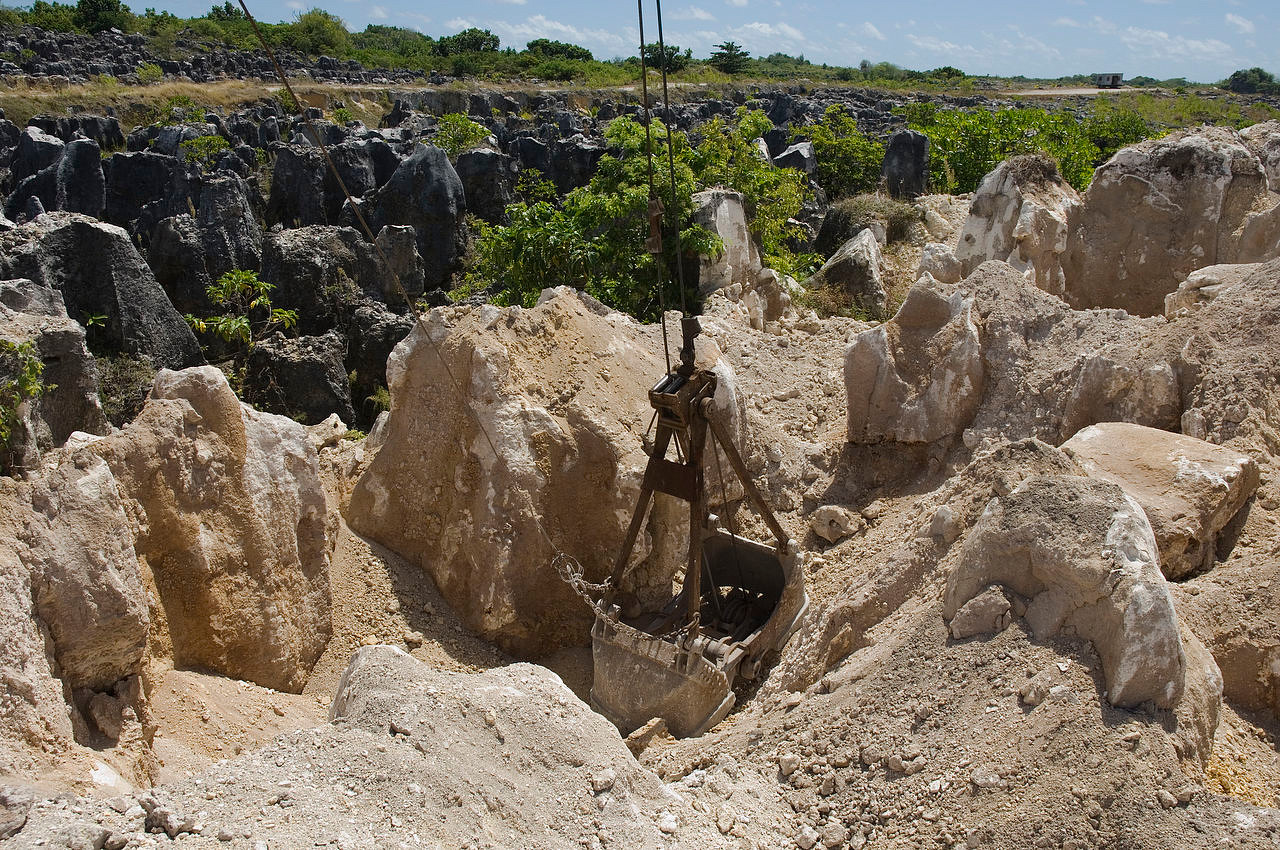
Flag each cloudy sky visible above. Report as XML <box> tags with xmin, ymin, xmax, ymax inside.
<box><xmin>159</xmin><ymin>0</ymin><xmax>1275</xmax><ymax>81</ymax></box>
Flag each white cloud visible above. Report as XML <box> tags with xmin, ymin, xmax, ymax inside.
<box><xmin>445</xmin><ymin>18</ymin><xmax>474</xmax><ymax>30</ymax></box>
<box><xmin>672</xmin><ymin>6</ymin><xmax>716</xmax><ymax>21</ymax></box>
<box><xmin>1224</xmin><ymin>13</ymin><xmax>1255</xmax><ymax>34</ymax></box>
<box><xmin>861</xmin><ymin>22</ymin><xmax>884</xmax><ymax>41</ymax></box>
<box><xmin>1119</xmin><ymin>26</ymin><xmax>1233</xmax><ymax>61</ymax></box>
<box><xmin>369</xmin><ymin>5</ymin><xmax>387</xmax><ymax>20</ymax></box>
<box><xmin>1053</xmin><ymin>17</ymin><xmax>1081</xmax><ymax>28</ymax></box>
<box><xmin>285</xmin><ymin>0</ymin><xmax>304</xmax><ymax>9</ymax></box>
<box><xmin>726</xmin><ymin>0</ymin><xmax>748</xmax><ymax>6</ymax></box>
<box><xmin>495</xmin><ymin>0</ymin><xmax>528</xmax><ymax>4</ymax></box>
<box><xmin>490</xmin><ymin>14</ymin><xmax>632</xmax><ymax>53</ymax></box>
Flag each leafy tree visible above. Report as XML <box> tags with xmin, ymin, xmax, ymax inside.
<box><xmin>178</xmin><ymin>134</ymin><xmax>230</xmax><ymax>170</ymax></box>
<box><xmin>206</xmin><ymin>1</ymin><xmax>242</xmax><ymax>21</ymax></box>
<box><xmin>432</xmin><ymin>112</ymin><xmax>489</xmax><ymax>158</ymax></box>
<box><xmin>930</xmin><ymin>65</ymin><xmax>965</xmax><ymax>79</ymax></box>
<box><xmin>1224</xmin><ymin>67</ymin><xmax>1279</xmax><ymax>95</ymax></box>
<box><xmin>185</xmin><ymin>270</ymin><xmax>297</xmax><ymax>362</ymax></box>
<box><xmin>709</xmin><ymin>41</ymin><xmax>749</xmax><ymax>75</ymax></box>
<box><xmin>74</xmin><ymin>0</ymin><xmax>131</xmax><ymax>33</ymax></box>
<box><xmin>527</xmin><ymin>38</ymin><xmax>592</xmax><ymax>62</ymax></box>
<box><xmin>642</xmin><ymin>42</ymin><xmax>691</xmax><ymax>73</ymax></box>
<box><xmin>285</xmin><ymin>8</ymin><xmax>349</xmax><ymax>56</ymax></box>
<box><xmin>803</xmin><ymin>105</ymin><xmax>886</xmax><ymax>199</ymax></box>
<box><xmin>435</xmin><ymin>27</ymin><xmax>499</xmax><ymax>56</ymax></box>
<box><xmin>0</xmin><ymin>5</ymin><xmax>21</xmax><ymax>30</ymax></box>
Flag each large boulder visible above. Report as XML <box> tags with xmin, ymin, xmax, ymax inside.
<box><xmin>260</xmin><ymin>225</ymin><xmax>393</xmax><ymax>335</ymax></box>
<box><xmin>1063</xmin><ymin>127</ymin><xmax>1280</xmax><ymax>316</ymax></box>
<box><xmin>90</xmin><ymin>367</ymin><xmax>332</xmax><ymax>692</ymax></box>
<box><xmin>1062</xmin><ymin>423</ymin><xmax>1260</xmax><ymax>580</ymax></box>
<box><xmin>955</xmin><ymin>155</ymin><xmax>1080</xmax><ymax>298</ymax></box>
<box><xmin>102</xmin><ymin>151</ymin><xmax>176</xmax><ymax>228</ymax></box>
<box><xmin>22</xmin><ymin>451</ymin><xmax>147</xmax><ymax>694</ymax></box>
<box><xmin>346</xmin><ymin>289</ymin><xmax>734</xmax><ymax>655</ymax></box>
<box><xmin>806</xmin><ymin>229</ymin><xmax>887</xmax><ymax>318</ymax></box>
<box><xmin>945</xmin><ymin>474</ymin><xmax>1186</xmax><ymax>709</ymax></box>
<box><xmin>964</xmin><ymin>262</ymin><xmax>1183</xmax><ymax>447</ymax></box>
<box><xmin>692</xmin><ymin>187</ymin><xmax>762</xmax><ymax>297</ymax></box>
<box><xmin>0</xmin><ymin>213</ymin><xmax>203</xmax><ymax>370</ymax></box>
<box><xmin>881</xmin><ymin>129</ymin><xmax>929</xmax><ymax>199</ymax></box>
<box><xmin>244</xmin><ymin>330</ymin><xmax>357</xmax><ymax>426</ymax></box>
<box><xmin>11</xmin><ymin>127</ymin><xmax>62</xmax><ymax>185</ymax></box>
<box><xmin>1239</xmin><ymin>120</ymin><xmax>1280</xmax><ymax>188</ymax></box>
<box><xmin>0</xmin><ymin>278</ymin><xmax>107</xmax><ymax>468</ymax></box>
<box><xmin>845</xmin><ymin>281</ymin><xmax>983</xmax><ymax>444</ymax></box>
<box><xmin>266</xmin><ymin>145</ymin><xmax>327</xmax><ymax>227</ymax></box>
<box><xmin>359</xmin><ymin>143</ymin><xmax>466</xmax><ymax>291</ymax></box>
<box><xmin>344</xmin><ymin>304</ymin><xmax>414</xmax><ymax>429</ymax></box>
<box><xmin>53</xmin><ymin>138</ymin><xmax>104</xmax><ymax>218</ymax></box>
<box><xmin>1163</xmin><ymin>262</ymin><xmax>1263</xmax><ymax>316</ymax></box>
<box><xmin>454</xmin><ymin>147</ymin><xmax>515</xmax><ymax>224</ymax></box>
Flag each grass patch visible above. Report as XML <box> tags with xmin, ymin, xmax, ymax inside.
<box><xmin>815</xmin><ymin>194</ymin><xmax>922</xmax><ymax>258</ymax></box>
<box><xmin>95</xmin><ymin>354</ymin><xmax>156</xmax><ymax>428</ymax></box>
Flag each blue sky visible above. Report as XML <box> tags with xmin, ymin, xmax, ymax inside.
<box><xmin>159</xmin><ymin>1</ymin><xmax>1275</xmax><ymax>81</ymax></box>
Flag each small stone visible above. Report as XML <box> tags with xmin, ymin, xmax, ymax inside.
<box><xmin>403</xmin><ymin>630</ymin><xmax>424</xmax><ymax>647</ymax></box>
<box><xmin>657</xmin><ymin>812</ymin><xmax>678</xmax><ymax>834</ymax></box>
<box><xmin>782</xmin><ymin>692</ymin><xmax>804</xmax><ymax>709</ymax></box>
<box><xmin>970</xmin><ymin>766</ymin><xmax>1007</xmax><ymax>790</ymax></box>
<box><xmin>820</xmin><ymin>822</ymin><xmax>848</xmax><ymax>848</ymax></box>
<box><xmin>927</xmin><ymin>505</ymin><xmax>961</xmax><ymax>544</ymax></box>
<box><xmin>796</xmin><ymin>824</ymin><xmax>820</xmax><ymax>849</ymax></box>
<box><xmin>860</xmin><ymin>745</ymin><xmax>883</xmax><ymax>767</ymax></box>
<box><xmin>1175</xmin><ymin>785</ymin><xmax>1199</xmax><ymax>803</ymax></box>
<box><xmin>810</xmin><ymin>505</ymin><xmax>864</xmax><ymax>543</ymax></box>
<box><xmin>716</xmin><ymin>806</ymin><xmax>736</xmax><ymax>835</ymax></box>
<box><xmin>1156</xmin><ymin>789</ymin><xmax>1178</xmax><ymax>809</ymax></box>
<box><xmin>778</xmin><ymin>753</ymin><xmax>802</xmax><ymax>777</ymax></box>
<box><xmin>591</xmin><ymin>769</ymin><xmax>616</xmax><ymax>794</ymax></box>
<box><xmin>886</xmin><ymin>755</ymin><xmax>906</xmax><ymax>773</ymax></box>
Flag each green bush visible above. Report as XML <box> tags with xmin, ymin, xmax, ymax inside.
<box><xmin>432</xmin><ymin>112</ymin><xmax>489</xmax><ymax>158</ymax></box>
<box><xmin>0</xmin><ymin>340</ymin><xmax>49</xmax><ymax>451</ymax></box>
<box><xmin>136</xmin><ymin>61</ymin><xmax>163</xmax><ymax>84</ymax></box>
<box><xmin>185</xmin><ymin>270</ymin><xmax>297</xmax><ymax>363</ymax></box>
<box><xmin>157</xmin><ymin>94</ymin><xmax>202</xmax><ymax>125</ymax></box>
<box><xmin>73</xmin><ymin>0</ymin><xmax>131</xmax><ymax>34</ymax></box>
<box><xmin>467</xmin><ymin>109</ymin><xmax>813</xmax><ymax>319</ymax></box>
<box><xmin>527</xmin><ymin>38</ymin><xmax>591</xmax><ymax>62</ymax></box>
<box><xmin>178</xmin><ymin>134</ymin><xmax>230</xmax><ymax>170</ymax></box>
<box><xmin>95</xmin><ymin>354</ymin><xmax>155</xmax><ymax>428</ymax></box>
<box><xmin>1224</xmin><ymin>67</ymin><xmax>1280</xmax><ymax>95</ymax></box>
<box><xmin>283</xmin><ymin>8</ymin><xmax>349</xmax><ymax>56</ymax></box>
<box><xmin>904</xmin><ymin>106</ymin><xmax>1102</xmax><ymax>193</ymax></box>
<box><xmin>803</xmin><ymin>105</ymin><xmax>886</xmax><ymax>199</ymax></box>
<box><xmin>332</xmin><ymin>106</ymin><xmax>354</xmax><ymax>124</ymax></box>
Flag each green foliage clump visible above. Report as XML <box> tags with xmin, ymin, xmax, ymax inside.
<box><xmin>527</xmin><ymin>38</ymin><xmax>591</xmax><ymax>62</ymax></box>
<box><xmin>435</xmin><ymin>26</ymin><xmax>498</xmax><ymax>56</ymax></box>
<box><xmin>135</xmin><ymin>61</ymin><xmax>162</xmax><ymax>84</ymax></box>
<box><xmin>903</xmin><ymin>106</ymin><xmax>1103</xmax><ymax>193</ymax></box>
<box><xmin>1224</xmin><ymin>67</ymin><xmax>1280</xmax><ymax>95</ymax></box>
<box><xmin>157</xmin><ymin>94</ymin><xmax>202</xmax><ymax>125</ymax></box>
<box><xmin>642</xmin><ymin>43</ymin><xmax>691</xmax><ymax>73</ymax></box>
<box><xmin>709</xmin><ymin>41</ymin><xmax>749</xmax><ymax>75</ymax></box>
<box><xmin>22</xmin><ymin>1</ymin><xmax>79</xmax><ymax>33</ymax></box>
<box><xmin>0</xmin><ymin>340</ymin><xmax>50</xmax><ymax>450</ymax></box>
<box><xmin>73</xmin><ymin>0</ymin><xmax>130</xmax><ymax>33</ymax></box>
<box><xmin>468</xmin><ymin>109</ymin><xmax>813</xmax><ymax>319</ymax></box>
<box><xmin>178</xmin><ymin>134</ymin><xmax>230</xmax><ymax>170</ymax></box>
<box><xmin>285</xmin><ymin>8</ymin><xmax>349</xmax><ymax>56</ymax></box>
<box><xmin>185</xmin><ymin>270</ymin><xmax>297</xmax><ymax>359</ymax></box>
<box><xmin>432</xmin><ymin>112</ymin><xmax>489</xmax><ymax>158</ymax></box>
<box><xmin>803</xmin><ymin>105</ymin><xmax>886</xmax><ymax>199</ymax></box>
<box><xmin>332</xmin><ymin>105</ymin><xmax>353</xmax><ymax>124</ymax></box>
<box><xmin>272</xmin><ymin>87</ymin><xmax>300</xmax><ymax>115</ymax></box>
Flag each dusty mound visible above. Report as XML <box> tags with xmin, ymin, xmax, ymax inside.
<box><xmin>10</xmin><ymin>646</ymin><xmax>722</xmax><ymax>848</ymax></box>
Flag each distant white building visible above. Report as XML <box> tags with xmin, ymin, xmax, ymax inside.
<box><xmin>1094</xmin><ymin>72</ymin><xmax>1123</xmax><ymax>88</ymax></box>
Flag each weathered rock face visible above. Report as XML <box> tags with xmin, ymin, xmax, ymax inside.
<box><xmin>1163</xmin><ymin>262</ymin><xmax>1263</xmax><ymax>316</ymax></box>
<box><xmin>807</xmin><ymin>229</ymin><xmax>886</xmax><ymax>318</ymax></box>
<box><xmin>775</xmin><ymin>140</ymin><xmax>816</xmax><ymax>174</ymax></box>
<box><xmin>693</xmin><ymin>187</ymin><xmax>762</xmax><ymax>297</ymax></box>
<box><xmin>955</xmin><ymin>156</ymin><xmax>1080</xmax><ymax>298</ymax></box>
<box><xmin>1062</xmin><ymin>423</ymin><xmax>1260</xmax><ymax>580</ymax></box>
<box><xmin>1239</xmin><ymin>120</ymin><xmax>1280</xmax><ymax>188</ymax></box>
<box><xmin>260</xmin><ymin>225</ymin><xmax>390</xmax><ymax>335</ymax></box>
<box><xmin>454</xmin><ymin>147</ymin><xmax>515</xmax><ymax>225</ymax></box>
<box><xmin>244</xmin><ymin>330</ymin><xmax>356</xmax><ymax>426</ymax></box>
<box><xmin>11</xmin><ymin>127</ymin><xmax>62</xmax><ymax>185</ymax></box>
<box><xmin>0</xmin><ymin>278</ymin><xmax>107</xmax><ymax>468</ymax></box>
<box><xmin>22</xmin><ymin>451</ymin><xmax>147</xmax><ymax>694</ymax></box>
<box><xmin>53</xmin><ymin>138</ymin><xmax>105</xmax><ymax>218</ymax></box>
<box><xmin>347</xmin><ymin>289</ymin><xmax>733</xmax><ymax>655</ymax></box>
<box><xmin>1063</xmin><ymin>127</ymin><xmax>1280</xmax><ymax>316</ymax></box>
<box><xmin>845</xmin><ymin>282</ymin><xmax>983</xmax><ymax>444</ymax></box>
<box><xmin>102</xmin><ymin>151</ymin><xmax>176</xmax><ymax>228</ymax></box>
<box><xmin>881</xmin><ymin>129</ymin><xmax>929</xmax><ymax>199</ymax></box>
<box><xmin>945</xmin><ymin>474</ymin><xmax>1186</xmax><ymax>709</ymax></box>
<box><xmin>917</xmin><ymin>242</ymin><xmax>962</xmax><ymax>284</ymax></box>
<box><xmin>91</xmin><ymin>367</ymin><xmax>332</xmax><ymax>692</ymax></box>
<box><xmin>359</xmin><ymin>143</ymin><xmax>466</xmax><ymax>291</ymax></box>
<box><xmin>964</xmin><ymin>262</ymin><xmax>1183</xmax><ymax>447</ymax></box>
<box><xmin>0</xmin><ymin>213</ymin><xmax>203</xmax><ymax>370</ymax></box>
